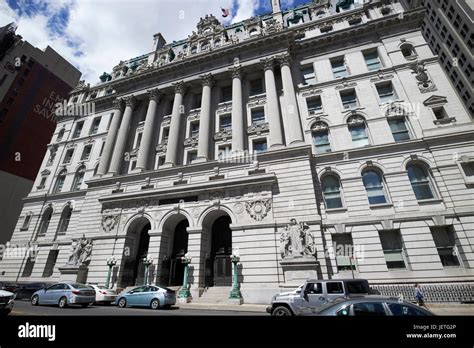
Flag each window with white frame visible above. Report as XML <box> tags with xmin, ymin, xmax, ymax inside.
<box><xmin>430</xmin><ymin>226</ymin><xmax>460</xmax><ymax>267</ymax></box>
<box><xmin>252</xmin><ymin>138</ymin><xmax>267</xmax><ymax>153</ymax></box>
<box><xmin>217</xmin><ymin>144</ymin><xmax>232</xmax><ymax>160</ymax></box>
<box><xmin>432</xmin><ymin>106</ymin><xmax>448</xmax><ymax>120</ymax></box>
<box><xmin>347</xmin><ymin>116</ymin><xmax>369</xmax><ymax>147</ymax></box>
<box><xmin>362</xmin><ymin>170</ymin><xmax>388</xmax><ymax>205</ymax></box>
<box><xmin>251</xmin><ymin>108</ymin><xmax>265</xmax><ymax>125</ymax></box>
<box><xmin>80</xmin><ymin>145</ymin><xmax>92</xmax><ymax>161</ymax></box>
<box><xmin>363</xmin><ymin>50</ymin><xmax>382</xmax><ymax>71</ymax></box>
<box><xmin>332</xmin><ymin>233</ymin><xmax>356</xmax><ymax>271</ymax></box>
<box><xmin>190</xmin><ymin>122</ymin><xmax>200</xmax><ymax>137</ymax></box>
<box><xmin>63</xmin><ymin>149</ymin><xmax>74</xmax><ymax>164</ymax></box>
<box><xmin>376</xmin><ymin>82</ymin><xmax>397</xmax><ymax>104</ymax></box>
<box><xmin>187</xmin><ymin>150</ymin><xmax>197</xmax><ymax>164</ymax></box>
<box><xmin>71</xmin><ymin>166</ymin><xmax>85</xmax><ymax>191</ymax></box>
<box><xmin>331</xmin><ymin>56</ymin><xmax>348</xmax><ymax>78</ymax></box>
<box><xmin>38</xmin><ymin>176</ymin><xmax>47</xmax><ymax>189</ymax></box>
<box><xmin>21</xmin><ymin>213</ymin><xmax>32</xmax><ymax>230</ymax></box>
<box><xmin>388</xmin><ymin>117</ymin><xmax>411</xmax><ymax>142</ymax></box>
<box><xmin>340</xmin><ymin>89</ymin><xmax>358</xmax><ymax>109</ymax></box>
<box><xmin>53</xmin><ymin>170</ymin><xmax>67</xmax><ymax>193</ymax></box>
<box><xmin>301</xmin><ymin>65</ymin><xmax>316</xmax><ymax>85</ymax></box>
<box><xmin>90</xmin><ymin>117</ymin><xmax>101</xmax><ymax>135</ymax></box>
<box><xmin>306</xmin><ymin>96</ymin><xmax>322</xmax><ymax>114</ymax></box>
<box><xmin>406</xmin><ymin>163</ymin><xmax>436</xmax><ymax>200</ymax></box>
<box><xmin>72</xmin><ymin>121</ymin><xmax>84</xmax><ymax>139</ymax></box>
<box><xmin>219</xmin><ymin>114</ymin><xmax>232</xmax><ymax>130</ymax></box>
<box><xmin>161</xmin><ymin>127</ymin><xmax>169</xmax><ymax>143</ymax></box>
<box><xmin>379</xmin><ymin>230</ymin><xmax>406</xmax><ymax>269</ymax></box>
<box><xmin>56</xmin><ymin>128</ymin><xmax>65</xmax><ymax>142</ymax></box>
<box><xmin>311</xmin><ymin>122</ymin><xmax>331</xmax><ymax>154</ymax></box>
<box><xmin>321</xmin><ymin>174</ymin><xmax>344</xmax><ymax>209</ymax></box>
<box><xmin>459</xmin><ymin>159</ymin><xmax>474</xmax><ymax>185</ymax></box>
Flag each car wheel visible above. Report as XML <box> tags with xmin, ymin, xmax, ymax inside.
<box><xmin>58</xmin><ymin>297</ymin><xmax>68</xmax><ymax>308</ymax></box>
<box><xmin>118</xmin><ymin>298</ymin><xmax>127</xmax><ymax>308</ymax></box>
<box><xmin>31</xmin><ymin>295</ymin><xmax>39</xmax><ymax>306</ymax></box>
<box><xmin>150</xmin><ymin>299</ymin><xmax>160</xmax><ymax>310</ymax></box>
<box><xmin>272</xmin><ymin>306</ymin><xmax>292</xmax><ymax>316</ymax></box>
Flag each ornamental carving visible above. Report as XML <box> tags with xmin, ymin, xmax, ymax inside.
<box><xmin>147</xmin><ymin>88</ymin><xmax>161</xmax><ymax>102</ymax></box>
<box><xmin>113</xmin><ymin>98</ymin><xmax>125</xmax><ymax>110</ymax></box>
<box><xmin>173</xmin><ymin>81</ymin><xmax>187</xmax><ymax>95</ymax></box>
<box><xmin>245</xmin><ymin>199</ymin><xmax>271</xmax><ymax>221</ymax></box>
<box><xmin>66</xmin><ymin>235</ymin><xmax>93</xmax><ymax>266</ymax></box>
<box><xmin>233</xmin><ymin>203</ymin><xmax>244</xmax><ymax>215</ymax></box>
<box><xmin>260</xmin><ymin>57</ymin><xmax>275</xmax><ymax>71</ymax></box>
<box><xmin>214</xmin><ymin>129</ymin><xmax>232</xmax><ymax>141</ymax></box>
<box><xmin>301</xmin><ymin>88</ymin><xmax>322</xmax><ymax>97</ymax></box>
<box><xmin>247</xmin><ymin>122</ymin><xmax>269</xmax><ymax>135</ymax></box>
<box><xmin>229</xmin><ymin>65</ymin><xmax>243</xmax><ymax>79</ymax></box>
<box><xmin>277</xmin><ymin>53</ymin><xmax>291</xmax><ymax>67</ymax></box>
<box><xmin>184</xmin><ymin>135</ymin><xmax>199</xmax><ymax>147</ymax></box>
<box><xmin>410</xmin><ymin>61</ymin><xmax>437</xmax><ymax>93</ymax></box>
<box><xmin>123</xmin><ymin>95</ymin><xmax>136</xmax><ymax>108</ymax></box>
<box><xmin>102</xmin><ymin>215</ymin><xmax>119</xmax><ymax>233</ymax></box>
<box><xmin>335</xmin><ymin>78</ymin><xmax>357</xmax><ymax>90</ymax></box>
<box><xmin>280</xmin><ymin>219</ymin><xmax>317</xmax><ymax>259</ymax></box>
<box><xmin>200</xmin><ymin>73</ymin><xmax>214</xmax><ymax>87</ymax></box>
<box><xmin>156</xmin><ymin>142</ymin><xmax>167</xmax><ymax>153</ymax></box>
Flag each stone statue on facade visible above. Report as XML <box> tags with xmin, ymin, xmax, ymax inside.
<box><xmin>66</xmin><ymin>235</ymin><xmax>93</xmax><ymax>266</ymax></box>
<box><xmin>280</xmin><ymin>219</ymin><xmax>317</xmax><ymax>259</ymax></box>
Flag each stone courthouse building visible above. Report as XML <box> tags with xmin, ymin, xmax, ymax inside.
<box><xmin>1</xmin><ymin>0</ymin><xmax>473</xmax><ymax>303</ymax></box>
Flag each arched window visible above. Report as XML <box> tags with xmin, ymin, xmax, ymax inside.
<box><xmin>362</xmin><ymin>170</ymin><xmax>388</xmax><ymax>205</ymax></box>
<box><xmin>214</xmin><ymin>39</ymin><xmax>221</xmax><ymax>47</ymax></box>
<box><xmin>53</xmin><ymin>170</ymin><xmax>67</xmax><ymax>193</ymax></box>
<box><xmin>190</xmin><ymin>46</ymin><xmax>197</xmax><ymax>54</ymax></box>
<box><xmin>347</xmin><ymin>115</ymin><xmax>369</xmax><ymax>148</ymax></box>
<box><xmin>37</xmin><ymin>207</ymin><xmax>53</xmax><ymax>236</ymax></box>
<box><xmin>57</xmin><ymin>128</ymin><xmax>65</xmax><ymax>142</ymax></box>
<box><xmin>321</xmin><ymin>174</ymin><xmax>343</xmax><ymax>209</ymax></box>
<box><xmin>311</xmin><ymin>122</ymin><xmax>331</xmax><ymax>154</ymax></box>
<box><xmin>201</xmin><ymin>41</ymin><xmax>209</xmax><ymax>51</ymax></box>
<box><xmin>72</xmin><ymin>166</ymin><xmax>85</xmax><ymax>191</ymax></box>
<box><xmin>407</xmin><ymin>163</ymin><xmax>436</xmax><ymax>200</ymax></box>
<box><xmin>57</xmin><ymin>205</ymin><xmax>72</xmax><ymax>233</ymax></box>
<box><xmin>400</xmin><ymin>43</ymin><xmax>416</xmax><ymax>59</ymax></box>
<box><xmin>388</xmin><ymin>116</ymin><xmax>411</xmax><ymax>142</ymax></box>
<box><xmin>249</xmin><ymin>28</ymin><xmax>258</xmax><ymax>36</ymax></box>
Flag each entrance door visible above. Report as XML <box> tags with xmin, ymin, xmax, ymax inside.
<box><xmin>209</xmin><ymin>215</ymin><xmax>232</xmax><ymax>286</ymax></box>
<box><xmin>168</xmin><ymin>219</ymin><xmax>189</xmax><ymax>286</ymax></box>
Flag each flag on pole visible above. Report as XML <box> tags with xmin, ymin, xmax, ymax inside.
<box><xmin>221</xmin><ymin>8</ymin><xmax>230</xmax><ymax>17</ymax></box>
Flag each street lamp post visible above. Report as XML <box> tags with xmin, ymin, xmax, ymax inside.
<box><xmin>229</xmin><ymin>249</ymin><xmax>243</xmax><ymax>304</ymax></box>
<box><xmin>105</xmin><ymin>256</ymin><xmax>117</xmax><ymax>289</ymax></box>
<box><xmin>143</xmin><ymin>255</ymin><xmax>154</xmax><ymax>285</ymax></box>
<box><xmin>178</xmin><ymin>253</ymin><xmax>192</xmax><ymax>302</ymax></box>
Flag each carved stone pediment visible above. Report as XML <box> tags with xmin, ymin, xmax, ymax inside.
<box><xmin>214</xmin><ymin>129</ymin><xmax>232</xmax><ymax>142</ymax></box>
<box><xmin>247</xmin><ymin>122</ymin><xmax>269</xmax><ymax>135</ymax></box>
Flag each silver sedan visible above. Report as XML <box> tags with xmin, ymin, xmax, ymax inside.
<box><xmin>31</xmin><ymin>283</ymin><xmax>96</xmax><ymax>308</ymax></box>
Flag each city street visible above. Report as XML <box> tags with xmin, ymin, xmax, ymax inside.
<box><xmin>9</xmin><ymin>300</ymin><xmax>266</xmax><ymax>316</ymax></box>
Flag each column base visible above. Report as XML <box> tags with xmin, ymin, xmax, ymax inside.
<box><xmin>177</xmin><ymin>297</ymin><xmax>192</xmax><ymax>303</ymax></box>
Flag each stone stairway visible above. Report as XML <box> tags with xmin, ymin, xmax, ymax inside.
<box><xmin>192</xmin><ymin>286</ymin><xmax>232</xmax><ymax>304</ymax></box>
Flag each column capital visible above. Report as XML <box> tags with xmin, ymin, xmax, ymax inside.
<box><xmin>260</xmin><ymin>57</ymin><xmax>276</xmax><ymax>71</ymax></box>
<box><xmin>123</xmin><ymin>95</ymin><xmax>136</xmax><ymax>108</ymax></box>
<box><xmin>112</xmin><ymin>98</ymin><xmax>125</xmax><ymax>110</ymax></box>
<box><xmin>172</xmin><ymin>81</ymin><xmax>187</xmax><ymax>95</ymax></box>
<box><xmin>277</xmin><ymin>52</ymin><xmax>292</xmax><ymax>67</ymax></box>
<box><xmin>229</xmin><ymin>65</ymin><xmax>244</xmax><ymax>79</ymax></box>
<box><xmin>200</xmin><ymin>73</ymin><xmax>214</xmax><ymax>87</ymax></box>
<box><xmin>147</xmin><ymin>88</ymin><xmax>162</xmax><ymax>102</ymax></box>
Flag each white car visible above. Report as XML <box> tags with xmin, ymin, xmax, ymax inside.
<box><xmin>88</xmin><ymin>284</ymin><xmax>117</xmax><ymax>304</ymax></box>
<box><xmin>0</xmin><ymin>289</ymin><xmax>15</xmax><ymax>315</ymax></box>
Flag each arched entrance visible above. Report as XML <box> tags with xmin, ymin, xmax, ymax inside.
<box><xmin>119</xmin><ymin>217</ymin><xmax>151</xmax><ymax>287</ymax></box>
<box><xmin>159</xmin><ymin>214</ymin><xmax>189</xmax><ymax>286</ymax></box>
<box><xmin>202</xmin><ymin>211</ymin><xmax>232</xmax><ymax>287</ymax></box>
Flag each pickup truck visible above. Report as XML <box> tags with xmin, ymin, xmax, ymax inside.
<box><xmin>267</xmin><ymin>278</ymin><xmax>371</xmax><ymax>316</ymax></box>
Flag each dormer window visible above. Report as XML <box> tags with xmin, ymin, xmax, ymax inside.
<box><xmin>214</xmin><ymin>39</ymin><xmax>221</xmax><ymax>47</ymax></box>
<box><xmin>201</xmin><ymin>41</ymin><xmax>210</xmax><ymax>51</ymax></box>
<box><xmin>249</xmin><ymin>28</ymin><xmax>258</xmax><ymax>36</ymax></box>
<box><xmin>191</xmin><ymin>46</ymin><xmax>197</xmax><ymax>54</ymax></box>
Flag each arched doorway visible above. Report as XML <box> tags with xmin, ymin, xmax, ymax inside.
<box><xmin>203</xmin><ymin>212</ymin><xmax>232</xmax><ymax>287</ymax></box>
<box><xmin>119</xmin><ymin>217</ymin><xmax>151</xmax><ymax>287</ymax></box>
<box><xmin>159</xmin><ymin>214</ymin><xmax>190</xmax><ymax>287</ymax></box>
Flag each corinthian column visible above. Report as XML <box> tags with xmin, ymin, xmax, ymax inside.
<box><xmin>108</xmin><ymin>96</ymin><xmax>136</xmax><ymax>175</ymax></box>
<box><xmin>164</xmin><ymin>81</ymin><xmax>186</xmax><ymax>166</ymax></box>
<box><xmin>196</xmin><ymin>74</ymin><xmax>213</xmax><ymax>162</ymax></box>
<box><xmin>97</xmin><ymin>98</ymin><xmax>124</xmax><ymax>176</ymax></box>
<box><xmin>261</xmin><ymin>57</ymin><xmax>284</xmax><ymax>148</ymax></box>
<box><xmin>136</xmin><ymin>89</ymin><xmax>161</xmax><ymax>171</ymax></box>
<box><xmin>278</xmin><ymin>53</ymin><xmax>304</xmax><ymax>144</ymax></box>
<box><xmin>230</xmin><ymin>65</ymin><xmax>244</xmax><ymax>154</ymax></box>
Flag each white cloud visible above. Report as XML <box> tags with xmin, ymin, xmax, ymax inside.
<box><xmin>1</xmin><ymin>0</ymin><xmax>237</xmax><ymax>84</ymax></box>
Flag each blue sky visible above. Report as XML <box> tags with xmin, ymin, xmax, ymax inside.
<box><xmin>1</xmin><ymin>0</ymin><xmax>314</xmax><ymax>83</ymax></box>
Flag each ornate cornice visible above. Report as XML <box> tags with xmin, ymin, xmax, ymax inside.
<box><xmin>247</xmin><ymin>122</ymin><xmax>269</xmax><ymax>136</ymax></box>
<box><xmin>214</xmin><ymin>129</ymin><xmax>232</xmax><ymax>142</ymax></box>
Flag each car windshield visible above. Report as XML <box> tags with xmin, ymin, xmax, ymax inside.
<box><xmin>313</xmin><ymin>297</ymin><xmax>348</xmax><ymax>314</ymax></box>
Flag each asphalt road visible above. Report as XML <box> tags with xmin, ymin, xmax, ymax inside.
<box><xmin>10</xmin><ymin>299</ymin><xmax>265</xmax><ymax>316</ymax></box>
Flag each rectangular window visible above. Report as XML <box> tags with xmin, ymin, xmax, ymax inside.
<box><xmin>331</xmin><ymin>57</ymin><xmax>348</xmax><ymax>78</ymax></box>
<box><xmin>433</xmin><ymin>107</ymin><xmax>448</xmax><ymax>120</ymax></box>
<box><xmin>187</xmin><ymin>151</ymin><xmax>197</xmax><ymax>164</ymax></box>
<box><xmin>217</xmin><ymin>144</ymin><xmax>232</xmax><ymax>160</ymax></box>
<box><xmin>249</xmin><ymin>78</ymin><xmax>263</xmax><ymax>96</ymax></box>
<box><xmin>42</xmin><ymin>250</ymin><xmax>59</xmax><ymax>277</ymax></box>
<box><xmin>38</xmin><ymin>177</ymin><xmax>47</xmax><ymax>189</ymax></box>
<box><xmin>220</xmin><ymin>114</ymin><xmax>232</xmax><ymax>130</ymax></box>
<box><xmin>388</xmin><ymin>118</ymin><xmax>411</xmax><ymax>142</ymax></box>
<box><xmin>253</xmin><ymin>139</ymin><xmax>267</xmax><ymax>153</ymax></box>
<box><xmin>312</xmin><ymin>130</ymin><xmax>331</xmax><ymax>154</ymax></box>
<box><xmin>306</xmin><ymin>96</ymin><xmax>322</xmax><ymax>114</ymax></box>
<box><xmin>251</xmin><ymin>108</ymin><xmax>265</xmax><ymax>125</ymax></box>
<box><xmin>135</xmin><ymin>132</ymin><xmax>142</xmax><ymax>148</ymax></box>
<box><xmin>301</xmin><ymin>65</ymin><xmax>316</xmax><ymax>85</ymax></box>
<box><xmin>221</xmin><ymin>85</ymin><xmax>232</xmax><ymax>102</ymax></box>
<box><xmin>162</xmin><ymin>128</ymin><xmax>169</xmax><ymax>143</ymax></box>
<box><xmin>349</xmin><ymin>124</ymin><xmax>369</xmax><ymax>148</ymax></box>
<box><xmin>332</xmin><ymin>233</ymin><xmax>356</xmax><ymax>271</ymax></box>
<box><xmin>364</xmin><ymin>50</ymin><xmax>382</xmax><ymax>71</ymax></box>
<box><xmin>21</xmin><ymin>257</ymin><xmax>35</xmax><ymax>277</ymax></box>
<box><xmin>63</xmin><ymin>149</ymin><xmax>74</xmax><ymax>164</ymax></box>
<box><xmin>193</xmin><ymin>93</ymin><xmax>202</xmax><ymax>109</ymax></box>
<box><xmin>90</xmin><ymin>117</ymin><xmax>101</xmax><ymax>134</ymax></box>
<box><xmin>72</xmin><ymin>121</ymin><xmax>84</xmax><ymax>139</ymax></box>
<box><xmin>130</xmin><ymin>160</ymin><xmax>137</xmax><ymax>171</ymax></box>
<box><xmin>376</xmin><ymin>82</ymin><xmax>397</xmax><ymax>103</ymax></box>
<box><xmin>190</xmin><ymin>122</ymin><xmax>200</xmax><ymax>137</ymax></box>
<box><xmin>340</xmin><ymin>89</ymin><xmax>358</xmax><ymax>109</ymax></box>
<box><xmin>80</xmin><ymin>145</ymin><xmax>92</xmax><ymax>161</ymax></box>
<box><xmin>22</xmin><ymin>214</ymin><xmax>32</xmax><ymax>229</ymax></box>
<box><xmin>379</xmin><ymin>230</ymin><xmax>406</xmax><ymax>269</ymax></box>
<box><xmin>430</xmin><ymin>226</ymin><xmax>460</xmax><ymax>267</ymax></box>
<box><xmin>157</xmin><ymin>156</ymin><xmax>165</xmax><ymax>167</ymax></box>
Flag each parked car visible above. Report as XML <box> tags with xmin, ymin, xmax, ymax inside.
<box><xmin>267</xmin><ymin>278</ymin><xmax>371</xmax><ymax>316</ymax></box>
<box><xmin>0</xmin><ymin>290</ymin><xmax>15</xmax><ymax>315</ymax></box>
<box><xmin>87</xmin><ymin>284</ymin><xmax>117</xmax><ymax>304</ymax></box>
<box><xmin>115</xmin><ymin>285</ymin><xmax>176</xmax><ymax>309</ymax></box>
<box><xmin>31</xmin><ymin>283</ymin><xmax>96</xmax><ymax>308</ymax></box>
<box><xmin>308</xmin><ymin>296</ymin><xmax>435</xmax><ymax>316</ymax></box>
<box><xmin>15</xmin><ymin>282</ymin><xmax>54</xmax><ymax>300</ymax></box>
<box><xmin>0</xmin><ymin>282</ymin><xmax>19</xmax><ymax>295</ymax></box>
